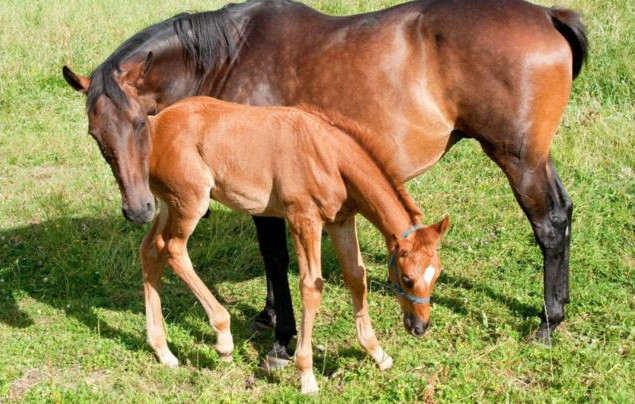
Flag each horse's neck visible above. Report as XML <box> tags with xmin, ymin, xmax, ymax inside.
<box><xmin>338</xmin><ymin>150</ymin><xmax>414</xmax><ymax>244</ymax></box>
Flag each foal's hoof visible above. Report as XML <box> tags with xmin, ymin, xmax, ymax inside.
<box><xmin>157</xmin><ymin>351</ymin><xmax>179</xmax><ymax>368</ymax></box>
<box><xmin>300</xmin><ymin>371</ymin><xmax>319</xmax><ymax>395</ymax></box>
<box><xmin>377</xmin><ymin>354</ymin><xmax>393</xmax><ymax>371</ymax></box>
<box><xmin>262</xmin><ymin>342</ymin><xmax>292</xmax><ymax>372</ymax></box>
<box><xmin>372</xmin><ymin>348</ymin><xmax>393</xmax><ymax>371</ymax></box>
<box><xmin>215</xmin><ymin>339</ymin><xmax>234</xmax><ymax>363</ymax></box>
<box><xmin>252</xmin><ymin>309</ymin><xmax>276</xmax><ymax>332</ymax></box>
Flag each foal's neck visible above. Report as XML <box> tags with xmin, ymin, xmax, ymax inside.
<box><xmin>340</xmin><ymin>157</ymin><xmax>416</xmax><ymax>246</ymax></box>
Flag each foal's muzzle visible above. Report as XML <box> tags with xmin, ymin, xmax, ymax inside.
<box><xmin>404</xmin><ymin>313</ymin><xmax>429</xmax><ymax>337</ymax></box>
<box><xmin>122</xmin><ymin>199</ymin><xmax>155</xmax><ymax>224</ymax></box>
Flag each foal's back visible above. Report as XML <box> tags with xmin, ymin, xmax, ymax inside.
<box><xmin>148</xmin><ymin>97</ymin><xmax>368</xmax><ymax>220</ymax></box>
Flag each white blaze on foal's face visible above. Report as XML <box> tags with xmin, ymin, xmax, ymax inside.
<box><xmin>422</xmin><ymin>264</ymin><xmax>436</xmax><ymax>286</ymax></box>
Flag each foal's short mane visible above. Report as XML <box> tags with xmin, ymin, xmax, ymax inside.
<box><xmin>87</xmin><ymin>5</ymin><xmax>244</xmax><ymax>113</ymax></box>
<box><xmin>299</xmin><ymin>105</ymin><xmax>422</xmax><ymax>224</ymax></box>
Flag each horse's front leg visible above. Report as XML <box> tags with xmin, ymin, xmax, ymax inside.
<box><xmin>326</xmin><ymin>218</ymin><xmax>393</xmax><ymax>370</ymax></box>
<box><xmin>253</xmin><ymin>216</ymin><xmax>297</xmax><ymax>371</ymax></box>
<box><xmin>288</xmin><ymin>215</ymin><xmax>324</xmax><ymax>395</ymax></box>
<box><xmin>163</xmin><ymin>197</ymin><xmax>234</xmax><ymax>361</ymax></box>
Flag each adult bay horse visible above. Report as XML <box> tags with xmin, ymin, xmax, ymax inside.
<box><xmin>62</xmin><ymin>0</ymin><xmax>587</xmax><ymax>362</ymax></box>
<box><xmin>138</xmin><ymin>96</ymin><xmax>449</xmax><ymax>393</ymax></box>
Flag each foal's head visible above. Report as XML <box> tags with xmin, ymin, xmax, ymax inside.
<box><xmin>62</xmin><ymin>54</ymin><xmax>158</xmax><ymax>224</ymax></box>
<box><xmin>389</xmin><ymin>216</ymin><xmax>450</xmax><ymax>337</ymax></box>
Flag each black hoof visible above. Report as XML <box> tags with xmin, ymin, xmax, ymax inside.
<box><xmin>262</xmin><ymin>342</ymin><xmax>292</xmax><ymax>372</ymax></box>
<box><xmin>535</xmin><ymin>320</ymin><xmax>561</xmax><ymax>343</ymax></box>
<box><xmin>252</xmin><ymin>308</ymin><xmax>276</xmax><ymax>332</ymax></box>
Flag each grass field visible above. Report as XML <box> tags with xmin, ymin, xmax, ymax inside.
<box><xmin>1</xmin><ymin>0</ymin><xmax>634</xmax><ymax>402</ymax></box>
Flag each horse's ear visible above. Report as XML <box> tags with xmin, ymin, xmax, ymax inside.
<box><xmin>126</xmin><ymin>52</ymin><xmax>154</xmax><ymax>85</ymax></box>
<box><xmin>141</xmin><ymin>52</ymin><xmax>154</xmax><ymax>79</ymax></box>
<box><xmin>431</xmin><ymin>215</ymin><xmax>450</xmax><ymax>239</ymax></box>
<box><xmin>62</xmin><ymin>66</ymin><xmax>90</xmax><ymax>93</ymax></box>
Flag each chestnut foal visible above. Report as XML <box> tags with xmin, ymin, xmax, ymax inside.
<box><xmin>138</xmin><ymin>97</ymin><xmax>449</xmax><ymax>394</ymax></box>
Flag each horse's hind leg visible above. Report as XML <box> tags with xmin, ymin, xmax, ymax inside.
<box><xmin>482</xmin><ymin>142</ymin><xmax>572</xmax><ymax>340</ymax></box>
<box><xmin>140</xmin><ymin>203</ymin><xmax>178</xmax><ymax>367</ymax></box>
<box><xmin>163</xmin><ymin>197</ymin><xmax>234</xmax><ymax>361</ymax></box>
<box><xmin>326</xmin><ymin>217</ymin><xmax>393</xmax><ymax>370</ymax></box>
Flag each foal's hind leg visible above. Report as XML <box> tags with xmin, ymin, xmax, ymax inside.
<box><xmin>162</xmin><ymin>197</ymin><xmax>234</xmax><ymax>361</ymax></box>
<box><xmin>482</xmin><ymin>143</ymin><xmax>572</xmax><ymax>340</ymax></box>
<box><xmin>326</xmin><ymin>218</ymin><xmax>393</xmax><ymax>370</ymax></box>
<box><xmin>140</xmin><ymin>205</ymin><xmax>178</xmax><ymax>367</ymax></box>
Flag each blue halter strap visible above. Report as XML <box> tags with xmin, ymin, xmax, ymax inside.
<box><xmin>388</xmin><ymin>224</ymin><xmax>430</xmax><ymax>305</ymax></box>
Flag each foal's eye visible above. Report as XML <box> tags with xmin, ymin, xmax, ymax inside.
<box><xmin>401</xmin><ymin>275</ymin><xmax>414</xmax><ymax>289</ymax></box>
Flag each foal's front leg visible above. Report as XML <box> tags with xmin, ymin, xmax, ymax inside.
<box><xmin>163</xmin><ymin>201</ymin><xmax>234</xmax><ymax>361</ymax></box>
<box><xmin>326</xmin><ymin>218</ymin><xmax>393</xmax><ymax>370</ymax></box>
<box><xmin>288</xmin><ymin>215</ymin><xmax>324</xmax><ymax>395</ymax></box>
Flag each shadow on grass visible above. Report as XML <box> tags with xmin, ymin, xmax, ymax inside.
<box><xmin>0</xmin><ymin>210</ymin><xmax>283</xmax><ymax>367</ymax></box>
<box><xmin>0</xmin><ymin>209</ymin><xmax>541</xmax><ymax>372</ymax></box>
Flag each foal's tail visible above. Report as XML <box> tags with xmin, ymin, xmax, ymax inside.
<box><xmin>547</xmin><ymin>7</ymin><xmax>589</xmax><ymax>80</ymax></box>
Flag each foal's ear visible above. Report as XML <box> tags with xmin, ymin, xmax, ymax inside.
<box><xmin>392</xmin><ymin>234</ymin><xmax>413</xmax><ymax>255</ymax></box>
<box><xmin>62</xmin><ymin>66</ymin><xmax>90</xmax><ymax>93</ymax></box>
<box><xmin>431</xmin><ymin>215</ymin><xmax>450</xmax><ymax>239</ymax></box>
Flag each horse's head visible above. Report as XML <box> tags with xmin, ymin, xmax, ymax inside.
<box><xmin>62</xmin><ymin>53</ymin><xmax>159</xmax><ymax>224</ymax></box>
<box><xmin>389</xmin><ymin>216</ymin><xmax>450</xmax><ymax>337</ymax></box>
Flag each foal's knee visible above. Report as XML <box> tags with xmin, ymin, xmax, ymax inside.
<box><xmin>165</xmin><ymin>238</ymin><xmax>187</xmax><ymax>262</ymax></box>
<box><xmin>140</xmin><ymin>233</ymin><xmax>166</xmax><ymax>264</ymax></box>
<box><xmin>299</xmin><ymin>278</ymin><xmax>324</xmax><ymax>305</ymax></box>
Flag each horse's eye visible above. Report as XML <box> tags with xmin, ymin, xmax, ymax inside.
<box><xmin>401</xmin><ymin>275</ymin><xmax>414</xmax><ymax>289</ymax></box>
<box><xmin>134</xmin><ymin>119</ymin><xmax>146</xmax><ymax>134</ymax></box>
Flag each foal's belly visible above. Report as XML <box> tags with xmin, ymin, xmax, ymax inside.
<box><xmin>210</xmin><ymin>184</ymin><xmax>284</xmax><ymax>218</ymax></box>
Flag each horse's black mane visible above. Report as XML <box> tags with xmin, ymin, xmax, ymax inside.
<box><xmin>87</xmin><ymin>4</ymin><xmax>244</xmax><ymax>112</ymax></box>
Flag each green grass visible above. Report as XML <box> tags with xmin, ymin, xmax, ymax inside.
<box><xmin>1</xmin><ymin>0</ymin><xmax>634</xmax><ymax>402</ymax></box>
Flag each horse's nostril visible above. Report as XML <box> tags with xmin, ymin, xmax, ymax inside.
<box><xmin>145</xmin><ymin>201</ymin><xmax>153</xmax><ymax>212</ymax></box>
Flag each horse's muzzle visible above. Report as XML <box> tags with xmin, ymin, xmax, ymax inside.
<box><xmin>122</xmin><ymin>199</ymin><xmax>155</xmax><ymax>224</ymax></box>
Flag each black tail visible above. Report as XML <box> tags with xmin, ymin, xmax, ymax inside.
<box><xmin>548</xmin><ymin>8</ymin><xmax>589</xmax><ymax>80</ymax></box>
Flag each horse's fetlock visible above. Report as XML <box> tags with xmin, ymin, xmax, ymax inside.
<box><xmin>295</xmin><ymin>352</ymin><xmax>312</xmax><ymax>372</ymax></box>
<box><xmin>212</xmin><ymin>310</ymin><xmax>231</xmax><ymax>334</ymax></box>
<box><xmin>542</xmin><ymin>306</ymin><xmax>565</xmax><ymax>325</ymax></box>
<box><xmin>146</xmin><ymin>333</ymin><xmax>164</xmax><ymax>351</ymax></box>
